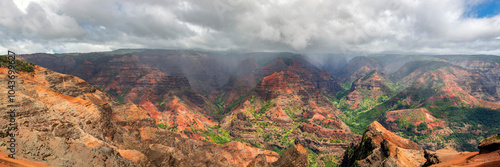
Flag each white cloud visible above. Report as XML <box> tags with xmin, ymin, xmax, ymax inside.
<box><xmin>0</xmin><ymin>0</ymin><xmax>500</xmax><ymax>55</ymax></box>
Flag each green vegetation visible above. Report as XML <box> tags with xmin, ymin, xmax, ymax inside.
<box><xmin>428</xmin><ymin>107</ymin><xmax>500</xmax><ymax>131</ymax></box>
<box><xmin>158</xmin><ymin>101</ymin><xmax>166</xmax><ymax>111</ymax></box>
<box><xmin>417</xmin><ymin>122</ymin><xmax>428</xmax><ymax>131</ymax></box>
<box><xmin>279</xmin><ymin>122</ymin><xmax>300</xmax><ymax>147</ymax></box>
<box><xmin>334</xmin><ymin>81</ymin><xmax>353</xmax><ymax>100</ymax></box>
<box><xmin>168</xmin><ymin>126</ymin><xmax>178</xmax><ymax>132</ymax></box>
<box><xmin>249</xmin><ymin>95</ymin><xmax>256</xmax><ymax>104</ymax></box>
<box><xmin>444</xmin><ymin>133</ymin><xmax>478</xmax><ymax>151</ymax></box>
<box><xmin>183</xmin><ymin>130</ymin><xmax>193</xmax><ymax>137</ymax></box>
<box><xmin>336</xmin><ymin>98</ymin><xmax>389</xmax><ymax>134</ymax></box>
<box><xmin>378</xmin><ymin>95</ymin><xmax>390</xmax><ymax>103</ymax></box>
<box><xmin>0</xmin><ymin>56</ymin><xmax>36</xmax><ymax>72</ymax></box>
<box><xmin>284</xmin><ymin>107</ymin><xmax>297</xmax><ymax>118</ymax></box>
<box><xmin>331</xmin><ymin>77</ymin><xmax>400</xmax><ymax>134</ymax></box>
<box><xmin>260</xmin><ymin>99</ymin><xmax>275</xmax><ymax>113</ymax></box>
<box><xmin>341</xmin><ymin>85</ymin><xmax>441</xmax><ymax>134</ymax></box>
<box><xmin>253</xmin><ymin>99</ymin><xmax>275</xmax><ymax>118</ymax></box>
<box><xmin>106</xmin><ymin>88</ymin><xmax>130</xmax><ymax>104</ymax></box>
<box><xmin>156</xmin><ymin>123</ymin><xmax>167</xmax><ymax>129</ymax></box>
<box><xmin>494</xmin><ymin>134</ymin><xmax>500</xmax><ymax>140</ymax></box>
<box><xmin>272</xmin><ymin>146</ymin><xmax>284</xmax><ymax>156</ymax></box>
<box><xmin>360</xmin><ymin>70</ymin><xmax>376</xmax><ymax>82</ymax></box>
<box><xmin>264</xmin><ymin>134</ymin><xmax>272</xmax><ymax>142</ymax></box>
<box><xmin>330</xmin><ymin>139</ymin><xmax>342</xmax><ymax>143</ymax></box>
<box><xmin>214</xmin><ymin>93</ymin><xmax>226</xmax><ymax>109</ymax></box>
<box><xmin>394</xmin><ymin>117</ymin><xmax>415</xmax><ymax>130</ymax></box>
<box><xmin>427</xmin><ymin>106</ymin><xmax>500</xmax><ymax>151</ymax></box>
<box><xmin>320</xmin><ymin>155</ymin><xmax>338</xmax><ymax>167</ymax></box>
<box><xmin>384</xmin><ymin>81</ymin><xmax>399</xmax><ymax>92</ymax></box>
<box><xmin>221</xmin><ymin>91</ymin><xmax>254</xmax><ymax>116</ymax></box>
<box><xmin>307</xmin><ymin>148</ymin><xmax>319</xmax><ymax>167</ymax></box>
<box><xmin>200</xmin><ymin>126</ymin><xmax>232</xmax><ymax>145</ymax></box>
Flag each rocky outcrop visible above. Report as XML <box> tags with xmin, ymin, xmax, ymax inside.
<box><xmin>247</xmin><ymin>144</ymin><xmax>309</xmax><ymax>167</ymax></box>
<box><xmin>0</xmin><ymin>64</ymin><xmax>283</xmax><ymax>167</ymax></box>
<box><xmin>140</xmin><ymin>138</ymin><xmax>280</xmax><ymax>167</ymax></box>
<box><xmin>247</xmin><ymin>154</ymin><xmax>269</xmax><ymax>167</ymax></box>
<box><xmin>0</xmin><ymin>65</ymin><xmax>135</xmax><ymax>166</ymax></box>
<box><xmin>271</xmin><ymin>144</ymin><xmax>308</xmax><ymax>167</ymax></box>
<box><xmin>13</xmin><ymin>129</ymin><xmax>135</xmax><ymax>167</ymax></box>
<box><xmin>423</xmin><ymin>151</ymin><xmax>440</xmax><ymax>167</ymax></box>
<box><xmin>341</xmin><ymin>121</ymin><xmax>428</xmax><ymax>167</ymax></box>
<box><xmin>478</xmin><ymin>133</ymin><xmax>500</xmax><ymax>154</ymax></box>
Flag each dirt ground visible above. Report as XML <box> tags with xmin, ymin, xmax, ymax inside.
<box><xmin>430</xmin><ymin>148</ymin><xmax>500</xmax><ymax>167</ymax></box>
<box><xmin>0</xmin><ymin>151</ymin><xmax>48</xmax><ymax>167</ymax></box>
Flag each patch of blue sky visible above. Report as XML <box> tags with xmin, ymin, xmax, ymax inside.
<box><xmin>466</xmin><ymin>0</ymin><xmax>500</xmax><ymax>18</ymax></box>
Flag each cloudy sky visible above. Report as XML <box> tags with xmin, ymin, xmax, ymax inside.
<box><xmin>1</xmin><ymin>0</ymin><xmax>500</xmax><ymax>55</ymax></box>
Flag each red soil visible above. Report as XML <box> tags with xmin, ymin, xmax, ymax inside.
<box><xmin>0</xmin><ymin>151</ymin><xmax>48</xmax><ymax>167</ymax></box>
<box><xmin>431</xmin><ymin>148</ymin><xmax>500</xmax><ymax>167</ymax></box>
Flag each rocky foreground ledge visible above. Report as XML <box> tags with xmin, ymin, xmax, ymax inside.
<box><xmin>340</xmin><ymin>121</ymin><xmax>432</xmax><ymax>167</ymax></box>
<box><xmin>340</xmin><ymin>121</ymin><xmax>500</xmax><ymax>167</ymax></box>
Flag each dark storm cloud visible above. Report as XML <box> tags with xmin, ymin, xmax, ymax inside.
<box><xmin>1</xmin><ymin>0</ymin><xmax>500</xmax><ymax>54</ymax></box>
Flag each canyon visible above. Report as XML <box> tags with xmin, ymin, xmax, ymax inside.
<box><xmin>0</xmin><ymin>50</ymin><xmax>497</xmax><ymax>166</ymax></box>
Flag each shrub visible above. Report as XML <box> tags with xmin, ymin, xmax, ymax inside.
<box><xmin>272</xmin><ymin>146</ymin><xmax>283</xmax><ymax>156</ymax></box>
<box><xmin>0</xmin><ymin>56</ymin><xmax>36</xmax><ymax>72</ymax></box>
<box><xmin>417</xmin><ymin>122</ymin><xmax>428</xmax><ymax>131</ymax></box>
<box><xmin>156</xmin><ymin>123</ymin><xmax>167</xmax><ymax>129</ymax></box>
<box><xmin>200</xmin><ymin>128</ymin><xmax>231</xmax><ymax>145</ymax></box>
<box><xmin>183</xmin><ymin>130</ymin><xmax>193</xmax><ymax>137</ymax></box>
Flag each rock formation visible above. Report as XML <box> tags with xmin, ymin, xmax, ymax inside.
<box><xmin>478</xmin><ymin>133</ymin><xmax>500</xmax><ymax>154</ymax></box>
<box><xmin>341</xmin><ymin>121</ymin><xmax>429</xmax><ymax>167</ymax></box>
<box><xmin>247</xmin><ymin>144</ymin><xmax>309</xmax><ymax>167</ymax></box>
<box><xmin>339</xmin><ymin>122</ymin><xmax>500</xmax><ymax>167</ymax></box>
<box><xmin>0</xmin><ymin>63</ymin><xmax>281</xmax><ymax>167</ymax></box>
<box><xmin>0</xmin><ymin>63</ymin><xmax>136</xmax><ymax>166</ymax></box>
